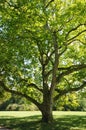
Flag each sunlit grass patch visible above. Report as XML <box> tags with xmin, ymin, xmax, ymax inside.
<box><xmin>0</xmin><ymin>111</ymin><xmax>86</xmax><ymax>130</ymax></box>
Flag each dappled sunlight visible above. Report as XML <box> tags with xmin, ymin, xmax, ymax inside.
<box><xmin>0</xmin><ymin>112</ymin><xmax>86</xmax><ymax>130</ymax></box>
<box><xmin>0</xmin><ymin>0</ymin><xmax>86</xmax><ymax>125</ymax></box>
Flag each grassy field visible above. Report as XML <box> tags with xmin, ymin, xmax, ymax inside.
<box><xmin>0</xmin><ymin>111</ymin><xmax>86</xmax><ymax>130</ymax></box>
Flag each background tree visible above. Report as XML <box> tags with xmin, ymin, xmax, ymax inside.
<box><xmin>0</xmin><ymin>0</ymin><xmax>86</xmax><ymax>123</ymax></box>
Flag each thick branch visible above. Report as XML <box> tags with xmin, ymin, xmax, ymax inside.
<box><xmin>54</xmin><ymin>80</ymin><xmax>86</xmax><ymax>101</ymax></box>
<box><xmin>65</xmin><ymin>23</ymin><xmax>86</xmax><ymax>40</ymax></box>
<box><xmin>57</xmin><ymin>64</ymin><xmax>86</xmax><ymax>83</ymax></box>
<box><xmin>20</xmin><ymin>78</ymin><xmax>43</xmax><ymax>93</ymax></box>
<box><xmin>0</xmin><ymin>81</ymin><xmax>41</xmax><ymax>110</ymax></box>
<box><xmin>58</xmin><ymin>64</ymin><xmax>86</xmax><ymax>71</ymax></box>
<box><xmin>58</xmin><ymin>24</ymin><xmax>86</xmax><ymax>56</ymax></box>
<box><xmin>59</xmin><ymin>37</ymin><xmax>86</xmax><ymax>56</ymax></box>
<box><xmin>67</xmin><ymin>29</ymin><xmax>86</xmax><ymax>42</ymax></box>
<box><xmin>50</xmin><ymin>31</ymin><xmax>59</xmax><ymax>93</ymax></box>
<box><xmin>27</xmin><ymin>83</ymin><xmax>43</xmax><ymax>93</ymax></box>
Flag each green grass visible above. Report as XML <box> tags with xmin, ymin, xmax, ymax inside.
<box><xmin>0</xmin><ymin>111</ymin><xmax>86</xmax><ymax>130</ymax></box>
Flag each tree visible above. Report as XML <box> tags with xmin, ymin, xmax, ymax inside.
<box><xmin>0</xmin><ymin>0</ymin><xmax>86</xmax><ymax>123</ymax></box>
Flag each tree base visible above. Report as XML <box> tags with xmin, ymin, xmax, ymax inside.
<box><xmin>41</xmin><ymin>112</ymin><xmax>53</xmax><ymax>123</ymax></box>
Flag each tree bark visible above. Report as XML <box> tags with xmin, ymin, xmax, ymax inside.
<box><xmin>41</xmin><ymin>106</ymin><xmax>53</xmax><ymax>123</ymax></box>
<box><xmin>40</xmin><ymin>90</ymin><xmax>53</xmax><ymax>123</ymax></box>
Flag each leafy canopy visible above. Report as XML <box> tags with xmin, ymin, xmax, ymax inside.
<box><xmin>0</xmin><ymin>0</ymin><xmax>86</xmax><ymax>106</ymax></box>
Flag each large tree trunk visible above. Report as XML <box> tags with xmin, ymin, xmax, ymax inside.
<box><xmin>41</xmin><ymin>105</ymin><xmax>53</xmax><ymax>123</ymax></box>
<box><xmin>40</xmin><ymin>91</ymin><xmax>53</xmax><ymax>123</ymax></box>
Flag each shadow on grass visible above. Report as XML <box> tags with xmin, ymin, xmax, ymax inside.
<box><xmin>0</xmin><ymin>114</ymin><xmax>86</xmax><ymax>130</ymax></box>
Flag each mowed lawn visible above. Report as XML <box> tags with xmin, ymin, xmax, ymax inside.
<box><xmin>0</xmin><ymin>111</ymin><xmax>86</xmax><ymax>130</ymax></box>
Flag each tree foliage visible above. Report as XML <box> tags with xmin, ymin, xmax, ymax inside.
<box><xmin>0</xmin><ymin>0</ymin><xmax>86</xmax><ymax>122</ymax></box>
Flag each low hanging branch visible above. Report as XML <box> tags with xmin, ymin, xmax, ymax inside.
<box><xmin>54</xmin><ymin>80</ymin><xmax>86</xmax><ymax>101</ymax></box>
<box><xmin>0</xmin><ymin>80</ymin><xmax>42</xmax><ymax>109</ymax></box>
